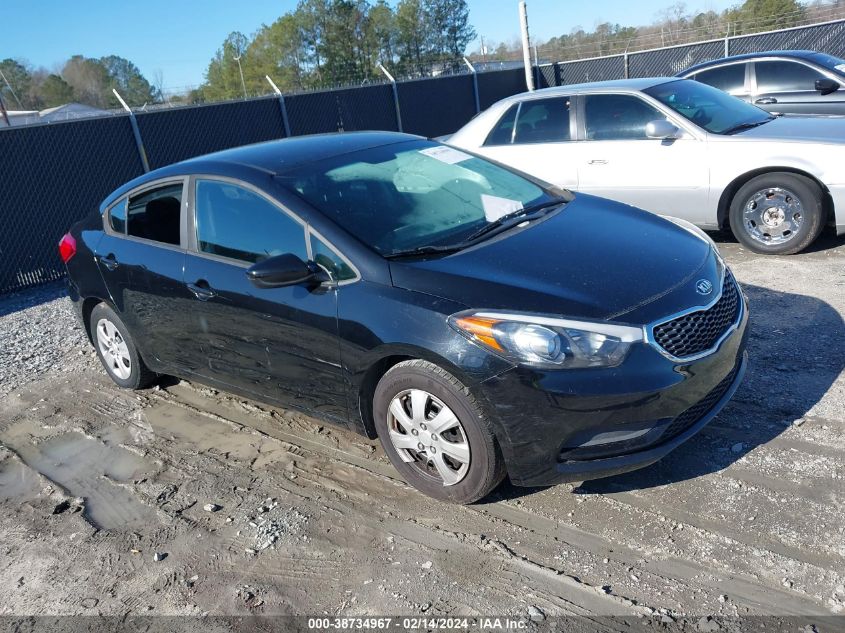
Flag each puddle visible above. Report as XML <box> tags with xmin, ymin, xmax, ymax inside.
<box><xmin>0</xmin><ymin>456</ymin><xmax>42</xmax><ymax>501</ymax></box>
<box><xmin>2</xmin><ymin>428</ymin><xmax>159</xmax><ymax>530</ymax></box>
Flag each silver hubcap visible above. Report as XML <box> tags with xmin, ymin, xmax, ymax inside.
<box><xmin>743</xmin><ymin>187</ymin><xmax>803</xmax><ymax>246</ymax></box>
<box><xmin>95</xmin><ymin>318</ymin><xmax>132</xmax><ymax>380</ymax></box>
<box><xmin>387</xmin><ymin>389</ymin><xmax>470</xmax><ymax>486</ymax></box>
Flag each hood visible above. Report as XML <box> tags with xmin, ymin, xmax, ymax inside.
<box><xmin>734</xmin><ymin>115</ymin><xmax>845</xmax><ymax>144</ymax></box>
<box><xmin>389</xmin><ymin>195</ymin><xmax>715</xmax><ymax>324</ymax></box>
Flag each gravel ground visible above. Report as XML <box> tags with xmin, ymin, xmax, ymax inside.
<box><xmin>0</xmin><ymin>233</ymin><xmax>844</xmax><ymax>627</ymax></box>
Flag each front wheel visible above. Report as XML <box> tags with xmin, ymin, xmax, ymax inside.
<box><xmin>729</xmin><ymin>172</ymin><xmax>825</xmax><ymax>255</ymax></box>
<box><xmin>373</xmin><ymin>360</ymin><xmax>506</xmax><ymax>504</ymax></box>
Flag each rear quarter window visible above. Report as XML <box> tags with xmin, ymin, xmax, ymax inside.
<box><xmin>109</xmin><ymin>199</ymin><xmax>127</xmax><ymax>233</ymax></box>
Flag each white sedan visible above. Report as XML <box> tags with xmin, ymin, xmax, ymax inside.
<box><xmin>447</xmin><ymin>78</ymin><xmax>845</xmax><ymax>255</ymax></box>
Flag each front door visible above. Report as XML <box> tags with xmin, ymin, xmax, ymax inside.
<box><xmin>752</xmin><ymin>59</ymin><xmax>845</xmax><ymax>115</ymax></box>
<box><xmin>183</xmin><ymin>177</ymin><xmax>346</xmax><ymax>422</ymax></box>
<box><xmin>574</xmin><ymin>93</ymin><xmax>710</xmax><ymax>225</ymax></box>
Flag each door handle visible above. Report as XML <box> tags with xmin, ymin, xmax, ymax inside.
<box><xmin>187</xmin><ymin>280</ymin><xmax>217</xmax><ymax>301</ymax></box>
<box><xmin>100</xmin><ymin>254</ymin><xmax>119</xmax><ymax>271</ymax></box>
<box><xmin>755</xmin><ymin>97</ymin><xmax>777</xmax><ymax>104</ymax></box>
<box><xmin>588</xmin><ymin>159</ymin><xmax>608</xmax><ymax>165</ymax></box>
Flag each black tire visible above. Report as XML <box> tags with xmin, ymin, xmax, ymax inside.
<box><xmin>373</xmin><ymin>359</ymin><xmax>506</xmax><ymax>504</ymax></box>
<box><xmin>729</xmin><ymin>172</ymin><xmax>825</xmax><ymax>255</ymax></box>
<box><xmin>89</xmin><ymin>303</ymin><xmax>156</xmax><ymax>390</ymax></box>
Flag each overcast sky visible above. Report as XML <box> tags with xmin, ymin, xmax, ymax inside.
<box><xmin>2</xmin><ymin>0</ymin><xmax>735</xmax><ymax>92</ymax></box>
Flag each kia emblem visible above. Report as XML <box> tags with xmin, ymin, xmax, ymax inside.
<box><xmin>695</xmin><ymin>279</ymin><xmax>714</xmax><ymax>295</ymax></box>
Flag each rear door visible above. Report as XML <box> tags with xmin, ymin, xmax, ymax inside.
<box><xmin>182</xmin><ymin>177</ymin><xmax>347</xmax><ymax>421</ymax></box>
<box><xmin>573</xmin><ymin>93</ymin><xmax>710</xmax><ymax>223</ymax></box>
<box><xmin>473</xmin><ymin>96</ymin><xmax>579</xmax><ymax>190</ymax></box>
<box><xmin>752</xmin><ymin>59</ymin><xmax>845</xmax><ymax>115</ymax></box>
<box><xmin>94</xmin><ymin>179</ymin><xmax>197</xmax><ymax>371</ymax></box>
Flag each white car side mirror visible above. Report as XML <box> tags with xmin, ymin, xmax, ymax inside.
<box><xmin>646</xmin><ymin>120</ymin><xmax>681</xmax><ymax>140</ymax></box>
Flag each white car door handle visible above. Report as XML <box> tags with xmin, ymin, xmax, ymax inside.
<box><xmin>588</xmin><ymin>159</ymin><xmax>608</xmax><ymax>165</ymax></box>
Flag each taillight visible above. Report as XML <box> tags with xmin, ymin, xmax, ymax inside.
<box><xmin>58</xmin><ymin>233</ymin><xmax>77</xmax><ymax>263</ymax></box>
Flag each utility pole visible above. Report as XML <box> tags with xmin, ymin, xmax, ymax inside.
<box><xmin>519</xmin><ymin>1</ymin><xmax>535</xmax><ymax>91</ymax></box>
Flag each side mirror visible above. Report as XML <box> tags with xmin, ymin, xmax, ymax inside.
<box><xmin>246</xmin><ymin>253</ymin><xmax>330</xmax><ymax>288</ymax></box>
<box><xmin>815</xmin><ymin>78</ymin><xmax>840</xmax><ymax>95</ymax></box>
<box><xmin>645</xmin><ymin>119</ymin><xmax>681</xmax><ymax>140</ymax></box>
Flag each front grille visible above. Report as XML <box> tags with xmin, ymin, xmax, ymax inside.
<box><xmin>660</xmin><ymin>363</ymin><xmax>739</xmax><ymax>441</ymax></box>
<box><xmin>653</xmin><ymin>271</ymin><xmax>740</xmax><ymax>359</ymax></box>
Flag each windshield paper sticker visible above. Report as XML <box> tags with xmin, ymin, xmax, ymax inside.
<box><xmin>419</xmin><ymin>146</ymin><xmax>473</xmax><ymax>164</ymax></box>
<box><xmin>481</xmin><ymin>194</ymin><xmax>523</xmax><ymax>222</ymax></box>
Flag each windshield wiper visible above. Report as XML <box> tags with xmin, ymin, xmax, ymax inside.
<box><xmin>384</xmin><ymin>244</ymin><xmax>466</xmax><ymax>260</ymax></box>
<box><xmin>462</xmin><ymin>200</ymin><xmax>565</xmax><ymax>244</ymax></box>
<box><xmin>722</xmin><ymin>117</ymin><xmax>774</xmax><ymax>135</ymax></box>
<box><xmin>384</xmin><ymin>199</ymin><xmax>566</xmax><ymax>260</ymax></box>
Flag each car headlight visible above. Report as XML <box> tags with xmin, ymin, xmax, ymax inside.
<box><xmin>448</xmin><ymin>311</ymin><xmax>643</xmax><ymax>369</ymax></box>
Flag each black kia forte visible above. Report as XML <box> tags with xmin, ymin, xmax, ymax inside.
<box><xmin>60</xmin><ymin>131</ymin><xmax>748</xmax><ymax>503</ymax></box>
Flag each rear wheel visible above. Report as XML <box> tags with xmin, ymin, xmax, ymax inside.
<box><xmin>729</xmin><ymin>172</ymin><xmax>824</xmax><ymax>255</ymax></box>
<box><xmin>373</xmin><ymin>360</ymin><xmax>506</xmax><ymax>504</ymax></box>
<box><xmin>89</xmin><ymin>303</ymin><xmax>156</xmax><ymax>390</ymax></box>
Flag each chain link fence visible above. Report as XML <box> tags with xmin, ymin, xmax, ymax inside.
<box><xmin>537</xmin><ymin>18</ymin><xmax>845</xmax><ymax>86</ymax></box>
<box><xmin>0</xmin><ymin>116</ymin><xmax>144</xmax><ymax>293</ymax></box>
<box><xmin>2</xmin><ymin>18</ymin><xmax>845</xmax><ymax>294</ymax></box>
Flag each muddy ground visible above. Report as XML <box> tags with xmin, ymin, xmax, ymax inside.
<box><xmin>0</xmin><ymin>233</ymin><xmax>844</xmax><ymax>625</ymax></box>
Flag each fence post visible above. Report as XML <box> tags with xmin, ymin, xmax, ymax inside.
<box><xmin>113</xmin><ymin>89</ymin><xmax>150</xmax><ymax>173</ymax></box>
<box><xmin>463</xmin><ymin>57</ymin><xmax>481</xmax><ymax>113</ymax></box>
<box><xmin>725</xmin><ymin>27</ymin><xmax>731</xmax><ymax>57</ymax></box>
<box><xmin>266</xmin><ymin>75</ymin><xmax>292</xmax><ymax>137</ymax></box>
<box><xmin>378</xmin><ymin>63</ymin><xmax>403</xmax><ymax>132</ymax></box>
<box><xmin>624</xmin><ymin>52</ymin><xmax>630</xmax><ymax>79</ymax></box>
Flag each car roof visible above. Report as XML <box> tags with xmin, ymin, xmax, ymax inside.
<box><xmin>179</xmin><ymin>130</ymin><xmax>423</xmax><ymax>174</ymax></box>
<box><xmin>497</xmin><ymin>77</ymin><xmax>678</xmax><ymax>103</ymax></box>
<box><xmin>681</xmin><ymin>50</ymin><xmax>821</xmax><ymax>75</ymax></box>
<box><xmin>102</xmin><ymin>131</ymin><xmax>426</xmax><ymax>208</ymax></box>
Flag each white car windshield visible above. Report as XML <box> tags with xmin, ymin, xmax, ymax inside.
<box><xmin>645</xmin><ymin>79</ymin><xmax>773</xmax><ymax>135</ymax></box>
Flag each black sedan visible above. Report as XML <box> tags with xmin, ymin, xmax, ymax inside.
<box><xmin>59</xmin><ymin>132</ymin><xmax>748</xmax><ymax>503</ymax></box>
<box><xmin>679</xmin><ymin>50</ymin><xmax>845</xmax><ymax>115</ymax></box>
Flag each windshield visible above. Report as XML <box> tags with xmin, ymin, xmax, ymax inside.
<box><xmin>277</xmin><ymin>139</ymin><xmax>562</xmax><ymax>256</ymax></box>
<box><xmin>644</xmin><ymin>79</ymin><xmax>772</xmax><ymax>135</ymax></box>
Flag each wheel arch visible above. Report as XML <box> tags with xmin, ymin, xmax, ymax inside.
<box><xmin>717</xmin><ymin>167</ymin><xmax>833</xmax><ymax>231</ymax></box>
<box><xmin>354</xmin><ymin>345</ymin><xmax>489</xmax><ymax>440</ymax></box>
<box><xmin>81</xmin><ymin>296</ymin><xmax>111</xmax><ymax>344</ymax></box>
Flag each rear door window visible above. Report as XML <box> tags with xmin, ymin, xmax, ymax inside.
<box><xmin>513</xmin><ymin>97</ymin><xmax>571</xmax><ymax>144</ymax></box>
<box><xmin>484</xmin><ymin>104</ymin><xmax>518</xmax><ymax>145</ymax></box>
<box><xmin>484</xmin><ymin>97</ymin><xmax>571</xmax><ymax>146</ymax></box>
<box><xmin>694</xmin><ymin>64</ymin><xmax>746</xmax><ymax>94</ymax></box>
<box><xmin>126</xmin><ymin>183</ymin><xmax>184</xmax><ymax>246</ymax></box>
<box><xmin>194</xmin><ymin>179</ymin><xmax>307</xmax><ymax>264</ymax></box>
<box><xmin>755</xmin><ymin>60</ymin><xmax>826</xmax><ymax>92</ymax></box>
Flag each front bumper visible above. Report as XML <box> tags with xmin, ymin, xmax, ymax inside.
<box><xmin>474</xmin><ymin>296</ymin><xmax>749</xmax><ymax>487</ymax></box>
